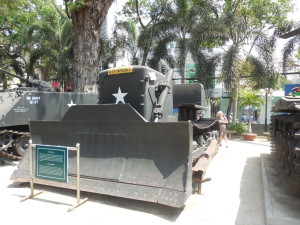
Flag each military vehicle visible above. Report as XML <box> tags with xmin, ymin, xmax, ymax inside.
<box><xmin>0</xmin><ymin>68</ymin><xmax>98</xmax><ymax>160</ymax></box>
<box><xmin>271</xmin><ymin>96</ymin><xmax>300</xmax><ymax>177</ymax></box>
<box><xmin>11</xmin><ymin>66</ymin><xmax>219</xmax><ymax>207</ymax></box>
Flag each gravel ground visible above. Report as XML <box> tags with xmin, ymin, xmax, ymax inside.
<box><xmin>0</xmin><ymin>138</ymin><xmax>270</xmax><ymax>225</ymax></box>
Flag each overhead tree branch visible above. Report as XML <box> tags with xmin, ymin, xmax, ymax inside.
<box><xmin>64</xmin><ymin>0</ymin><xmax>71</xmax><ymax>19</ymax></box>
<box><xmin>135</xmin><ymin>0</ymin><xmax>145</xmax><ymax>29</ymax></box>
<box><xmin>52</xmin><ymin>0</ymin><xmax>67</xmax><ymax>20</ymax></box>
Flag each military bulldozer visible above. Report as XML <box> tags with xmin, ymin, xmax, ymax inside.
<box><xmin>0</xmin><ymin>68</ymin><xmax>98</xmax><ymax>160</ymax></box>
<box><xmin>11</xmin><ymin>66</ymin><xmax>219</xmax><ymax>207</ymax></box>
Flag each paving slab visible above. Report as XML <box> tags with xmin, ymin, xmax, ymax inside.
<box><xmin>261</xmin><ymin>153</ymin><xmax>300</xmax><ymax>225</ymax></box>
<box><xmin>1</xmin><ymin>138</ymin><xmax>295</xmax><ymax>225</ymax></box>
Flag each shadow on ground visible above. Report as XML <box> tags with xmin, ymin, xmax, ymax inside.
<box><xmin>9</xmin><ymin>181</ymin><xmax>184</xmax><ymax>222</ymax></box>
<box><xmin>235</xmin><ymin>157</ymin><xmax>266</xmax><ymax>225</ymax></box>
<box><xmin>231</xmin><ymin>138</ymin><xmax>270</xmax><ymax>147</ymax></box>
<box><xmin>262</xmin><ymin>153</ymin><xmax>300</xmax><ymax>224</ymax></box>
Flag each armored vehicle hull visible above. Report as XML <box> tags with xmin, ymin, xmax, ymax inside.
<box><xmin>0</xmin><ymin>89</ymin><xmax>98</xmax><ymax>160</ymax></box>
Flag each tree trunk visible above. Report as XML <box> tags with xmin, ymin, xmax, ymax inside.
<box><xmin>178</xmin><ymin>38</ymin><xmax>187</xmax><ymax>84</ymax></box>
<box><xmin>1</xmin><ymin>73</ymin><xmax>7</xmax><ymax>89</ymax></box>
<box><xmin>69</xmin><ymin>0</ymin><xmax>114</xmax><ymax>92</ymax></box>
<box><xmin>226</xmin><ymin>97</ymin><xmax>232</xmax><ymax>120</ymax></box>
<box><xmin>247</xmin><ymin>109</ymin><xmax>252</xmax><ymax>133</ymax></box>
<box><xmin>232</xmin><ymin>92</ymin><xmax>238</xmax><ymax>123</ymax></box>
<box><xmin>141</xmin><ymin>51</ymin><xmax>148</xmax><ymax>66</ymax></box>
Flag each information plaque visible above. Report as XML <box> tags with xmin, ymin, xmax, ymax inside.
<box><xmin>35</xmin><ymin>145</ymin><xmax>68</xmax><ymax>183</ymax></box>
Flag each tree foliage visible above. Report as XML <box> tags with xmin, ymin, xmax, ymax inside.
<box><xmin>282</xmin><ymin>35</ymin><xmax>300</xmax><ymax>72</ymax></box>
<box><xmin>114</xmin><ymin>20</ymin><xmax>139</xmax><ymax>65</ymax></box>
<box><xmin>119</xmin><ymin>0</ymin><xmax>223</xmax><ymax>83</ymax></box>
<box><xmin>1</xmin><ymin>0</ymin><xmax>295</xmax><ymax>95</ymax></box>
<box><xmin>219</xmin><ymin>0</ymin><xmax>292</xmax><ymax>121</ymax></box>
<box><xmin>151</xmin><ymin>0</ymin><xmax>222</xmax><ymax>83</ymax></box>
<box><xmin>120</xmin><ymin>0</ymin><xmax>168</xmax><ymax>66</ymax></box>
<box><xmin>0</xmin><ymin>0</ymin><xmax>72</xmax><ymax>90</ymax></box>
<box><xmin>238</xmin><ymin>90</ymin><xmax>263</xmax><ymax>133</ymax></box>
<box><xmin>242</xmin><ymin>31</ymin><xmax>279</xmax><ymax>90</ymax></box>
<box><xmin>192</xmin><ymin>51</ymin><xmax>221</xmax><ymax>92</ymax></box>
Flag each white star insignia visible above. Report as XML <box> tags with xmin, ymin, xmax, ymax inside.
<box><xmin>112</xmin><ymin>87</ymin><xmax>127</xmax><ymax>104</ymax></box>
<box><xmin>68</xmin><ymin>100</ymin><xmax>76</xmax><ymax>107</ymax></box>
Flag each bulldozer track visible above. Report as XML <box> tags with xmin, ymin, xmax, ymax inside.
<box><xmin>0</xmin><ymin>129</ymin><xmax>29</xmax><ymax>161</ymax></box>
<box><xmin>0</xmin><ymin>129</ymin><xmax>30</xmax><ymax>136</ymax></box>
<box><xmin>0</xmin><ymin>150</ymin><xmax>21</xmax><ymax>161</ymax></box>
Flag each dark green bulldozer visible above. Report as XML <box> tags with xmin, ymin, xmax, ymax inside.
<box><xmin>11</xmin><ymin>66</ymin><xmax>219</xmax><ymax>207</ymax></box>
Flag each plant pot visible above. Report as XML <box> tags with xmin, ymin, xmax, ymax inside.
<box><xmin>242</xmin><ymin>133</ymin><xmax>257</xmax><ymax>141</ymax></box>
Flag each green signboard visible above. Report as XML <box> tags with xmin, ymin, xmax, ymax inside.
<box><xmin>35</xmin><ymin>145</ymin><xmax>68</xmax><ymax>183</ymax></box>
<box><xmin>185</xmin><ymin>64</ymin><xmax>197</xmax><ymax>83</ymax></box>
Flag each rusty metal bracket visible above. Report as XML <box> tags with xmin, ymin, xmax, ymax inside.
<box><xmin>192</xmin><ymin>139</ymin><xmax>218</xmax><ymax>194</ymax></box>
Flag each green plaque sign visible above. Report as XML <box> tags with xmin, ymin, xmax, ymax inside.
<box><xmin>35</xmin><ymin>145</ymin><xmax>68</xmax><ymax>183</ymax></box>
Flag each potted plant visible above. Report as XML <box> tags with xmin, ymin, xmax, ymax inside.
<box><xmin>238</xmin><ymin>90</ymin><xmax>263</xmax><ymax>141</ymax></box>
<box><xmin>228</xmin><ymin>122</ymin><xmax>248</xmax><ymax>135</ymax></box>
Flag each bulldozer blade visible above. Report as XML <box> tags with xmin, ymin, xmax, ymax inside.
<box><xmin>11</xmin><ymin>104</ymin><xmax>193</xmax><ymax>207</ymax></box>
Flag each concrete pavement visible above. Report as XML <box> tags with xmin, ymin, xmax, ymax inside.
<box><xmin>261</xmin><ymin>153</ymin><xmax>300</xmax><ymax>225</ymax></box>
<box><xmin>0</xmin><ymin>138</ymin><xmax>298</xmax><ymax>225</ymax></box>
